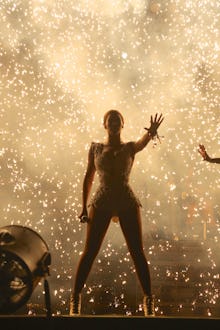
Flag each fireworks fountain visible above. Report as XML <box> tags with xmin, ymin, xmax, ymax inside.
<box><xmin>0</xmin><ymin>0</ymin><xmax>219</xmax><ymax>319</ymax></box>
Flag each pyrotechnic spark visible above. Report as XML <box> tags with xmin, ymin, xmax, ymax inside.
<box><xmin>0</xmin><ymin>0</ymin><xmax>220</xmax><ymax>317</ymax></box>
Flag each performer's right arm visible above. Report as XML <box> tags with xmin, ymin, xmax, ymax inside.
<box><xmin>79</xmin><ymin>144</ymin><xmax>96</xmax><ymax>221</ymax></box>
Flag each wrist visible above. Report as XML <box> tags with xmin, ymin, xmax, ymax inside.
<box><xmin>144</xmin><ymin>127</ymin><xmax>157</xmax><ymax>139</ymax></box>
<box><xmin>149</xmin><ymin>130</ymin><xmax>157</xmax><ymax>138</ymax></box>
<box><xmin>204</xmin><ymin>154</ymin><xmax>211</xmax><ymax>162</ymax></box>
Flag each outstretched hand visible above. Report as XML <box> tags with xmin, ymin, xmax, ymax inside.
<box><xmin>144</xmin><ymin>113</ymin><xmax>164</xmax><ymax>138</ymax></box>
<box><xmin>198</xmin><ymin>144</ymin><xmax>210</xmax><ymax>161</ymax></box>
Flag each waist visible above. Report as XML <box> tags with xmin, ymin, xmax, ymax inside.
<box><xmin>98</xmin><ymin>182</ymin><xmax>130</xmax><ymax>191</ymax></box>
<box><xmin>99</xmin><ymin>176</ymin><xmax>129</xmax><ymax>186</ymax></box>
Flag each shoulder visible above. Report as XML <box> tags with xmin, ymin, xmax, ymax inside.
<box><xmin>89</xmin><ymin>142</ymin><xmax>104</xmax><ymax>155</ymax></box>
<box><xmin>125</xmin><ymin>141</ymin><xmax>136</xmax><ymax>155</ymax></box>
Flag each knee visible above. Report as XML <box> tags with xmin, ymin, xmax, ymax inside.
<box><xmin>130</xmin><ymin>248</ymin><xmax>147</xmax><ymax>262</ymax></box>
<box><xmin>81</xmin><ymin>246</ymin><xmax>99</xmax><ymax>262</ymax></box>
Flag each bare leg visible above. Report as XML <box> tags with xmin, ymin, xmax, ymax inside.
<box><xmin>118</xmin><ymin>207</ymin><xmax>152</xmax><ymax>296</ymax></box>
<box><xmin>73</xmin><ymin>206</ymin><xmax>112</xmax><ymax>295</ymax></box>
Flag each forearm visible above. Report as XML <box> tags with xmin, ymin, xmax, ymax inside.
<box><xmin>134</xmin><ymin>132</ymin><xmax>152</xmax><ymax>153</ymax></box>
<box><xmin>81</xmin><ymin>173</ymin><xmax>94</xmax><ymax>210</ymax></box>
<box><xmin>209</xmin><ymin>158</ymin><xmax>220</xmax><ymax>164</ymax></box>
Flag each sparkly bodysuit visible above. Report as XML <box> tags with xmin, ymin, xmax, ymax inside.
<box><xmin>89</xmin><ymin>142</ymin><xmax>141</xmax><ymax>214</ymax></box>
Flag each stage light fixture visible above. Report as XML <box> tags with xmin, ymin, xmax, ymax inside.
<box><xmin>0</xmin><ymin>225</ymin><xmax>51</xmax><ymax>316</ymax></box>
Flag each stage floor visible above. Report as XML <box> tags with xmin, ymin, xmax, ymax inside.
<box><xmin>1</xmin><ymin>315</ymin><xmax>220</xmax><ymax>330</ymax></box>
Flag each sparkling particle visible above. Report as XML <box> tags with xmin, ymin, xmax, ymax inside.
<box><xmin>0</xmin><ymin>0</ymin><xmax>219</xmax><ymax>317</ymax></box>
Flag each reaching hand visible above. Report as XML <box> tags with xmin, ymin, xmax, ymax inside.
<box><xmin>145</xmin><ymin>113</ymin><xmax>164</xmax><ymax>138</ymax></box>
<box><xmin>198</xmin><ymin>144</ymin><xmax>211</xmax><ymax>161</ymax></box>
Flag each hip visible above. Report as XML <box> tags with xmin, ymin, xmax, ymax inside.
<box><xmin>89</xmin><ymin>185</ymin><xmax>142</xmax><ymax>212</ymax></box>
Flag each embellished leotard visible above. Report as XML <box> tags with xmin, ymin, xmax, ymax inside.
<box><xmin>89</xmin><ymin>142</ymin><xmax>141</xmax><ymax>213</ymax></box>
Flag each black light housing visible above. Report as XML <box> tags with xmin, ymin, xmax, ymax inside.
<box><xmin>0</xmin><ymin>225</ymin><xmax>51</xmax><ymax>316</ymax></box>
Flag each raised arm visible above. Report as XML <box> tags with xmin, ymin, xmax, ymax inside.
<box><xmin>198</xmin><ymin>144</ymin><xmax>220</xmax><ymax>164</ymax></box>
<box><xmin>79</xmin><ymin>144</ymin><xmax>96</xmax><ymax>222</ymax></box>
<box><xmin>210</xmin><ymin>158</ymin><xmax>220</xmax><ymax>164</ymax></box>
<box><xmin>133</xmin><ymin>113</ymin><xmax>164</xmax><ymax>153</ymax></box>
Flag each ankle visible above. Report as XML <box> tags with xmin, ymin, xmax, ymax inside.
<box><xmin>69</xmin><ymin>293</ymin><xmax>81</xmax><ymax>316</ymax></box>
<box><xmin>143</xmin><ymin>294</ymin><xmax>155</xmax><ymax>317</ymax></box>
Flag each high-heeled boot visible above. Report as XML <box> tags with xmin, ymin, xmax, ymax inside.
<box><xmin>69</xmin><ymin>293</ymin><xmax>81</xmax><ymax>316</ymax></box>
<box><xmin>143</xmin><ymin>295</ymin><xmax>155</xmax><ymax>316</ymax></box>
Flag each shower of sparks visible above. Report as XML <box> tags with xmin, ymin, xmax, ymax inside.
<box><xmin>0</xmin><ymin>0</ymin><xmax>220</xmax><ymax>316</ymax></box>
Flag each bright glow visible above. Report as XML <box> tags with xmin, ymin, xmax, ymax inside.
<box><xmin>0</xmin><ymin>0</ymin><xmax>219</xmax><ymax>317</ymax></box>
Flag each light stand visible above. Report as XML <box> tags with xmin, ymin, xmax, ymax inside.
<box><xmin>0</xmin><ymin>225</ymin><xmax>51</xmax><ymax>317</ymax></box>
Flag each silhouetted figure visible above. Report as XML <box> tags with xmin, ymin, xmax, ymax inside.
<box><xmin>70</xmin><ymin>110</ymin><xmax>164</xmax><ymax>316</ymax></box>
<box><xmin>198</xmin><ymin>144</ymin><xmax>220</xmax><ymax>164</ymax></box>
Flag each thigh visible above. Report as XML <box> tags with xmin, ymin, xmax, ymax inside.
<box><xmin>118</xmin><ymin>207</ymin><xmax>144</xmax><ymax>252</ymax></box>
<box><xmin>84</xmin><ymin>206</ymin><xmax>112</xmax><ymax>252</ymax></box>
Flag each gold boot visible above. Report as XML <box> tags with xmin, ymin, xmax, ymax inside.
<box><xmin>143</xmin><ymin>295</ymin><xmax>155</xmax><ymax>316</ymax></box>
<box><xmin>69</xmin><ymin>293</ymin><xmax>81</xmax><ymax>316</ymax></box>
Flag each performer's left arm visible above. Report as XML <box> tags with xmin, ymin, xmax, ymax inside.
<box><xmin>134</xmin><ymin>113</ymin><xmax>164</xmax><ymax>153</ymax></box>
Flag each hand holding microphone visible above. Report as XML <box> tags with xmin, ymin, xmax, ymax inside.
<box><xmin>79</xmin><ymin>209</ymin><xmax>90</xmax><ymax>223</ymax></box>
<box><xmin>80</xmin><ymin>215</ymin><xmax>90</xmax><ymax>223</ymax></box>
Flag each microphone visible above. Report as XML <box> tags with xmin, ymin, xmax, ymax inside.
<box><xmin>80</xmin><ymin>215</ymin><xmax>89</xmax><ymax>223</ymax></box>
